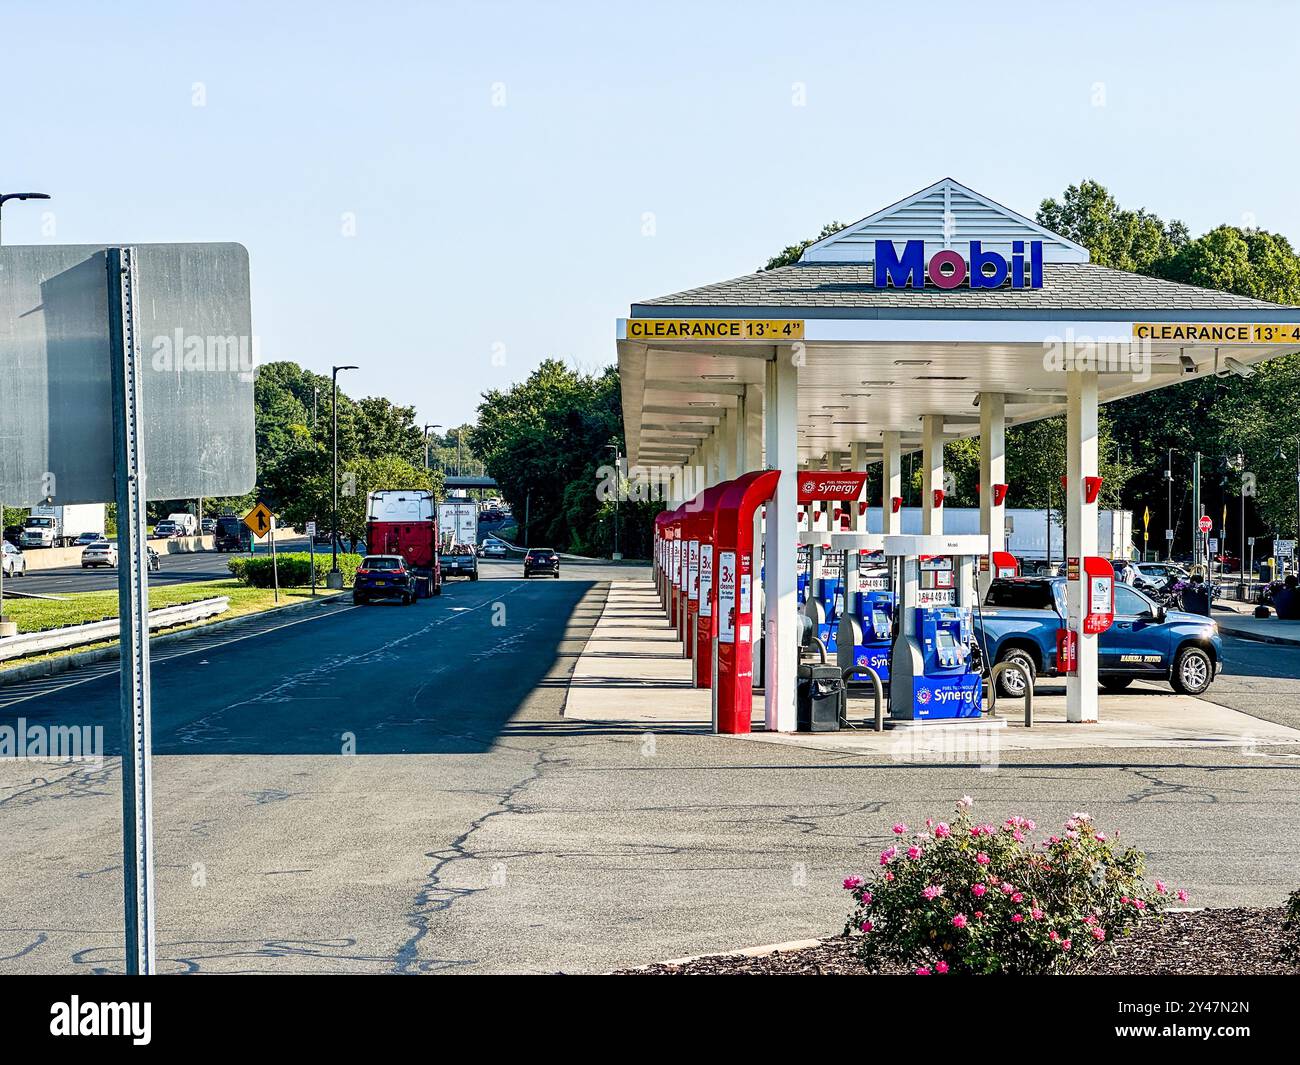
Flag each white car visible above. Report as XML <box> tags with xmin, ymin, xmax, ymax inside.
<box><xmin>81</xmin><ymin>540</ymin><xmax>119</xmax><ymax>568</ymax></box>
<box><xmin>2</xmin><ymin>541</ymin><xmax>25</xmax><ymax>577</ymax></box>
<box><xmin>481</xmin><ymin>539</ymin><xmax>508</xmax><ymax>558</ymax></box>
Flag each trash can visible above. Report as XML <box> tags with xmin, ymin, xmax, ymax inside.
<box><xmin>797</xmin><ymin>663</ymin><xmax>844</xmax><ymax>732</ymax></box>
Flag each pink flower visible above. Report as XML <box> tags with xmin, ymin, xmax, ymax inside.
<box><xmin>1065</xmin><ymin>830</ymin><xmax>1080</xmax><ymax>840</ymax></box>
<box><xmin>974</xmin><ymin>910</ymin><xmax>985</xmax><ymax>920</ymax></box>
<box><xmin>880</xmin><ymin>846</ymin><xmax>898</xmax><ymax>866</ymax></box>
<box><xmin>922</xmin><ymin>884</ymin><xmax>944</xmax><ymax>900</ymax></box>
<box><xmin>843</xmin><ymin>876</ymin><xmax>863</xmax><ymax>890</ymax></box>
<box><xmin>1083</xmin><ymin>914</ymin><xmax>1097</xmax><ymax>926</ymax></box>
<box><xmin>1031</xmin><ymin>908</ymin><xmax>1044</xmax><ymax>920</ymax></box>
<box><xmin>951</xmin><ymin>913</ymin><xmax>968</xmax><ymax>929</ymax></box>
<box><xmin>976</xmin><ymin>852</ymin><xmax>989</xmax><ymax>865</ymax></box>
<box><xmin>907</xmin><ymin>846</ymin><xmax>922</xmax><ymax>860</ymax></box>
<box><xmin>934</xmin><ymin>960</ymin><xmax>949</xmax><ymax>974</ymax></box>
<box><xmin>892</xmin><ymin>823</ymin><xmax>908</xmax><ymax>835</ymax></box>
<box><xmin>1048</xmin><ymin>930</ymin><xmax>1060</xmax><ymax>942</ymax></box>
<box><xmin>1049</xmin><ymin>835</ymin><xmax>1061</xmax><ymax>844</ymax></box>
<box><xmin>971</xmin><ymin>884</ymin><xmax>987</xmax><ymax>898</ymax></box>
<box><xmin>860</xmin><ymin>920</ymin><xmax>873</xmax><ymax>933</ymax></box>
<box><xmin>915</xmin><ymin>967</ymin><xmax>932</xmax><ymax>975</ymax></box>
<box><xmin>1091</xmin><ymin>927</ymin><xmax>1106</xmax><ymax>941</ymax></box>
<box><xmin>1013</xmin><ymin>830</ymin><xmax>1025</xmax><ymax>842</ymax></box>
<box><xmin>1060</xmin><ymin>938</ymin><xmax>1072</xmax><ymax>952</ymax></box>
<box><xmin>1000</xmin><ymin>882</ymin><xmax>1014</xmax><ymax>894</ymax></box>
<box><xmin>1155</xmin><ymin>880</ymin><xmax>1167</xmax><ymax>894</ymax></box>
<box><xmin>1012</xmin><ymin>892</ymin><xmax>1024</xmax><ymax>903</ymax></box>
<box><xmin>1011</xmin><ymin>913</ymin><xmax>1024</xmax><ymax>923</ymax></box>
<box><xmin>884</xmin><ymin>872</ymin><xmax>894</xmax><ymax>882</ymax></box>
<box><xmin>1095</xmin><ymin>832</ymin><xmax>1107</xmax><ymax>841</ymax></box>
<box><xmin>861</xmin><ymin>891</ymin><xmax>873</xmax><ymax>906</ymax></box>
<box><xmin>934</xmin><ymin>823</ymin><xmax>951</xmax><ymax>839</ymax></box>
<box><xmin>956</xmin><ymin>796</ymin><xmax>973</xmax><ymax>811</ymax></box>
<box><xmin>1176</xmin><ymin>889</ymin><xmax>1188</xmax><ymax>903</ymax></box>
<box><xmin>1072</xmin><ymin>811</ymin><xmax>1091</xmax><ymax>822</ymax></box>
<box><xmin>1133</xmin><ymin>899</ymin><xmax>1147</xmax><ymax>910</ymax></box>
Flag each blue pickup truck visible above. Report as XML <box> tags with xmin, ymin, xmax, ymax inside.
<box><xmin>974</xmin><ymin>577</ymin><xmax>1222</xmax><ymax>698</ymax></box>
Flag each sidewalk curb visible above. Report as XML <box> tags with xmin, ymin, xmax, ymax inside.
<box><xmin>620</xmin><ymin>938</ymin><xmax>828</xmax><ymax>972</ymax></box>
<box><xmin>0</xmin><ymin>592</ymin><xmax>347</xmax><ymax>687</ymax></box>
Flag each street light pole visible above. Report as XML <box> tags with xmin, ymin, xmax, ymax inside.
<box><xmin>606</xmin><ymin>443</ymin><xmax>621</xmax><ymax>560</ymax></box>
<box><xmin>0</xmin><ymin>191</ymin><xmax>51</xmax><ymax>245</ymax></box>
<box><xmin>330</xmin><ymin>364</ymin><xmax>358</xmax><ymax>582</ymax></box>
<box><xmin>423</xmin><ymin>424</ymin><xmax>442</xmax><ymax>471</ymax></box>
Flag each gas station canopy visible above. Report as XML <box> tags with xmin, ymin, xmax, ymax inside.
<box><xmin>617</xmin><ymin>177</ymin><xmax>1300</xmax><ymax>467</ymax></box>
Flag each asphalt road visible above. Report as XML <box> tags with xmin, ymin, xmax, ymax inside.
<box><xmin>2</xmin><ymin>560</ymin><xmax>1299</xmax><ymax>974</ymax></box>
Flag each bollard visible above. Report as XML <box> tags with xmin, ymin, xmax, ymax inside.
<box><xmin>987</xmin><ymin>662</ymin><xmax>1034</xmax><ymax>728</ymax></box>
<box><xmin>842</xmin><ymin>665</ymin><xmax>884</xmax><ymax>731</ymax></box>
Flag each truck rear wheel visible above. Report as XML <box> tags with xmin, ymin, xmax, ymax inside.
<box><xmin>996</xmin><ymin>648</ymin><xmax>1037</xmax><ymax>698</ymax></box>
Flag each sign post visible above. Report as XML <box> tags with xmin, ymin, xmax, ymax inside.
<box><xmin>270</xmin><ymin>515</ymin><xmax>280</xmax><ymax>603</ymax></box>
<box><xmin>107</xmin><ymin>247</ymin><xmax>156</xmax><ymax>975</ymax></box>
<box><xmin>306</xmin><ymin>520</ymin><xmax>318</xmax><ymax>597</ymax></box>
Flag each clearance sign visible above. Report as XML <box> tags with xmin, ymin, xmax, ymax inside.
<box><xmin>1134</xmin><ymin>322</ymin><xmax>1300</xmax><ymax>344</ymax></box>
<box><xmin>626</xmin><ymin>319</ymin><xmax>804</xmax><ymax>341</ymax></box>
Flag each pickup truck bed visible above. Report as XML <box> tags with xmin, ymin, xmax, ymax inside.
<box><xmin>439</xmin><ymin>551</ymin><xmax>479</xmax><ymax>580</ymax></box>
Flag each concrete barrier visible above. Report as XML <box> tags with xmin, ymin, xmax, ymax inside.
<box><xmin>0</xmin><ymin>596</ymin><xmax>229</xmax><ymax>662</ymax></box>
<box><xmin>17</xmin><ymin>535</ymin><xmax>215</xmax><ymax>572</ymax></box>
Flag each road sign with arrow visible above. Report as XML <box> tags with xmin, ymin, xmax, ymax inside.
<box><xmin>243</xmin><ymin>502</ymin><xmax>273</xmax><ymax>537</ymax></box>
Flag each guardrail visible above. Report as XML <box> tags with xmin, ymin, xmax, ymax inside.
<box><xmin>0</xmin><ymin>596</ymin><xmax>229</xmax><ymax>663</ymax></box>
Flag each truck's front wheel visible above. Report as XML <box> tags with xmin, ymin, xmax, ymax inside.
<box><xmin>1170</xmin><ymin>646</ymin><xmax>1213</xmax><ymax>695</ymax></box>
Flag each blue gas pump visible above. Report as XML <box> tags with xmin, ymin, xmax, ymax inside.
<box><xmin>885</xmin><ymin>535</ymin><xmax>986</xmax><ymax>721</ymax></box>
<box><xmin>799</xmin><ymin>536</ymin><xmax>843</xmax><ymax>653</ymax></box>
<box><xmin>833</xmin><ymin>537</ymin><xmax>894</xmax><ymax>685</ymax></box>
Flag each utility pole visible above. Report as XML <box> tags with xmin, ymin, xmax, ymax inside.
<box><xmin>1192</xmin><ymin>450</ymin><xmax>1202</xmax><ymax>572</ymax></box>
<box><xmin>330</xmin><ymin>364</ymin><xmax>358</xmax><ymax>583</ymax></box>
<box><xmin>1165</xmin><ymin>448</ymin><xmax>1174</xmax><ymax>561</ymax></box>
<box><xmin>606</xmin><ymin>443</ymin><xmax>621</xmax><ymax>560</ymax></box>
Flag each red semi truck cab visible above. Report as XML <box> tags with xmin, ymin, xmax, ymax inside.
<box><xmin>365</xmin><ymin>490</ymin><xmax>443</xmax><ymax>597</ymax></box>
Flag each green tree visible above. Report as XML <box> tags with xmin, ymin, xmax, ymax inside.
<box><xmin>1036</xmin><ymin>180</ymin><xmax>1188</xmax><ymax>272</ymax></box>
<box><xmin>762</xmin><ymin>221</ymin><xmax>846</xmax><ymax>271</ymax></box>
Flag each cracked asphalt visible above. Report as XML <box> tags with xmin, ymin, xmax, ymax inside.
<box><xmin>1</xmin><ymin>561</ymin><xmax>1299</xmax><ymax>974</ymax></box>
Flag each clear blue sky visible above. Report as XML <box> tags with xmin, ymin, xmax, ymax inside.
<box><xmin>3</xmin><ymin>0</ymin><xmax>1297</xmax><ymax>428</ymax></box>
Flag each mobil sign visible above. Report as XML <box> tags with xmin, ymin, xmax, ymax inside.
<box><xmin>873</xmin><ymin>239</ymin><xmax>1044</xmax><ymax>290</ymax></box>
<box><xmin>798</xmin><ymin>472</ymin><xmax>868</xmax><ymax>503</ymax></box>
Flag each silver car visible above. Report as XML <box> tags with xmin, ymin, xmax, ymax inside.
<box><xmin>81</xmin><ymin>540</ymin><xmax>119</xmax><ymax>568</ymax></box>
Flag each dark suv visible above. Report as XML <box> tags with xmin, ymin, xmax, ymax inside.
<box><xmin>214</xmin><ymin>516</ymin><xmax>251</xmax><ymax>552</ymax></box>
<box><xmin>353</xmin><ymin>555</ymin><xmax>417</xmax><ymax>605</ymax></box>
<box><xmin>523</xmin><ymin>547</ymin><xmax>560</xmax><ymax>578</ymax></box>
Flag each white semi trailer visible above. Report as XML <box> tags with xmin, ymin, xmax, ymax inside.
<box><xmin>861</xmin><ymin>507</ymin><xmax>1135</xmax><ymax>575</ymax></box>
<box><xmin>19</xmin><ymin>503</ymin><xmax>107</xmax><ymax>548</ymax></box>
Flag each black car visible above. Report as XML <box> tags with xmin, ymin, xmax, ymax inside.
<box><xmin>523</xmin><ymin>547</ymin><xmax>560</xmax><ymax>578</ymax></box>
<box><xmin>353</xmin><ymin>555</ymin><xmax>418</xmax><ymax>605</ymax></box>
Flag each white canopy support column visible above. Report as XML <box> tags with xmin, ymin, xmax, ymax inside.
<box><xmin>882</xmin><ymin>430</ymin><xmax>902</xmax><ymax>536</ymax></box>
<box><xmin>764</xmin><ymin>350</ymin><xmax>798</xmax><ymax>733</ymax></box>
<box><xmin>979</xmin><ymin>392</ymin><xmax>1006</xmax><ymax>553</ymax></box>
<box><xmin>922</xmin><ymin>415</ymin><xmax>944</xmax><ymax>535</ymax></box>
<box><xmin>1066</xmin><ymin>370</ymin><xmax>1100</xmax><ymax>723</ymax></box>
<box><xmin>850</xmin><ymin>440</ymin><xmax>870</xmax><ymax>532</ymax></box>
<box><xmin>718</xmin><ymin>408</ymin><xmax>735</xmax><ymax>482</ymax></box>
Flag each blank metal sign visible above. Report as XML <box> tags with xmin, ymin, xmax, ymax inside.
<box><xmin>0</xmin><ymin>242</ymin><xmax>255</xmax><ymax>507</ymax></box>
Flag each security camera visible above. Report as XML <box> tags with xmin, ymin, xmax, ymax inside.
<box><xmin>1218</xmin><ymin>356</ymin><xmax>1256</xmax><ymax>379</ymax></box>
<box><xmin>1180</xmin><ymin>354</ymin><xmax>1197</xmax><ymax>374</ymax></box>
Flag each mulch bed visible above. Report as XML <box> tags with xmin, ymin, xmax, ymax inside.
<box><xmin>615</xmin><ymin>908</ymin><xmax>1298</xmax><ymax>975</ymax></box>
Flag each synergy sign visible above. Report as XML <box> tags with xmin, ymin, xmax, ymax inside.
<box><xmin>873</xmin><ymin>239</ymin><xmax>1044</xmax><ymax>290</ymax></box>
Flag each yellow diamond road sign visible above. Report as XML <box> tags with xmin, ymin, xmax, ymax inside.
<box><xmin>243</xmin><ymin>502</ymin><xmax>273</xmax><ymax>537</ymax></box>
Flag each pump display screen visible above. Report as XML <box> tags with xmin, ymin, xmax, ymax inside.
<box><xmin>935</xmin><ymin>628</ymin><xmax>960</xmax><ymax>665</ymax></box>
<box><xmin>871</xmin><ymin>608</ymin><xmax>891</xmax><ymax>637</ymax></box>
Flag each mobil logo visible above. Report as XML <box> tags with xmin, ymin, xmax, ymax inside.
<box><xmin>873</xmin><ymin>239</ymin><xmax>1044</xmax><ymax>290</ymax></box>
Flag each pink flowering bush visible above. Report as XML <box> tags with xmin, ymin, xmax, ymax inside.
<box><xmin>843</xmin><ymin>798</ymin><xmax>1179</xmax><ymax>975</ymax></box>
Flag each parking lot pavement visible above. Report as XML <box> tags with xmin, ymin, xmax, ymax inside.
<box><xmin>3</xmin><ymin>571</ymin><xmax>1299</xmax><ymax>975</ymax></box>
<box><xmin>1194</xmin><ymin>634</ymin><xmax>1300</xmax><ymax>733</ymax></box>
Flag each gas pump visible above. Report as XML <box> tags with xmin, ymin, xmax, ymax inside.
<box><xmin>796</xmin><ymin>543</ymin><xmax>812</xmax><ymax>606</ymax></box>
<box><xmin>799</xmin><ymin>532</ymin><xmax>843</xmax><ymax>653</ymax></box>
<box><xmin>885</xmin><ymin>534</ymin><xmax>987</xmax><ymax>721</ymax></box>
<box><xmin>833</xmin><ymin>532</ymin><xmax>895</xmax><ymax>685</ymax></box>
